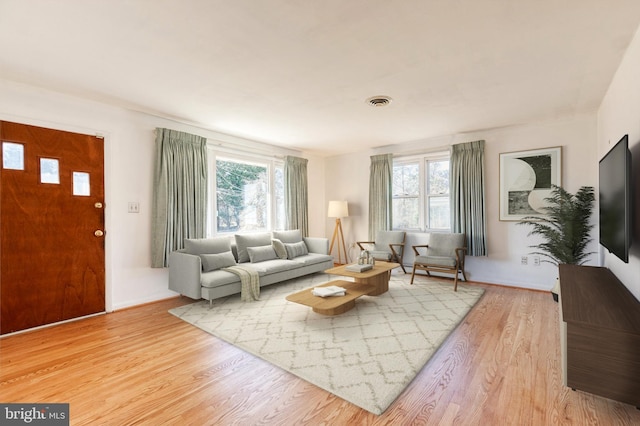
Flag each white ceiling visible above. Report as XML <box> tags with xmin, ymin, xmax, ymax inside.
<box><xmin>2</xmin><ymin>1</ymin><xmax>640</xmax><ymax>156</ymax></box>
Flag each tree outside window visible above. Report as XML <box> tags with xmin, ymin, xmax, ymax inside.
<box><xmin>427</xmin><ymin>159</ymin><xmax>450</xmax><ymax>230</ymax></box>
<box><xmin>273</xmin><ymin>166</ymin><xmax>285</xmax><ymax>230</ymax></box>
<box><xmin>392</xmin><ymin>161</ymin><xmax>420</xmax><ymax>230</ymax></box>
<box><xmin>216</xmin><ymin>159</ymin><xmax>268</xmax><ymax>232</ymax></box>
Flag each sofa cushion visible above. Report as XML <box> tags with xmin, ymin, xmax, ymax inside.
<box><xmin>247</xmin><ymin>245</ymin><xmax>278</xmax><ymax>263</ymax></box>
<box><xmin>271</xmin><ymin>239</ymin><xmax>288</xmax><ymax>259</ymax></box>
<box><xmin>200</xmin><ymin>251</ymin><xmax>236</xmax><ymax>272</ymax></box>
<box><xmin>272</xmin><ymin>229</ymin><xmax>303</xmax><ymax>244</ymax></box>
<box><xmin>289</xmin><ymin>253</ymin><xmax>334</xmax><ymax>266</ymax></box>
<box><xmin>373</xmin><ymin>230</ymin><xmax>405</xmax><ymax>253</ymax></box>
<box><xmin>200</xmin><ymin>269</ymin><xmax>243</xmax><ymax>288</ymax></box>
<box><xmin>369</xmin><ymin>250</ymin><xmax>392</xmax><ymax>261</ymax></box>
<box><xmin>235</xmin><ymin>233</ymin><xmax>272</xmax><ymax>263</ymax></box>
<box><xmin>249</xmin><ymin>258</ymin><xmax>296</xmax><ymax>274</ymax></box>
<box><xmin>415</xmin><ymin>255</ymin><xmax>457</xmax><ymax>267</ymax></box>
<box><xmin>285</xmin><ymin>241</ymin><xmax>309</xmax><ymax>259</ymax></box>
<box><xmin>184</xmin><ymin>237</ymin><xmax>231</xmax><ymax>255</ymax></box>
<box><xmin>427</xmin><ymin>233</ymin><xmax>465</xmax><ymax>257</ymax></box>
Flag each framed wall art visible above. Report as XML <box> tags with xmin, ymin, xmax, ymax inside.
<box><xmin>499</xmin><ymin>146</ymin><xmax>562</xmax><ymax>221</ymax></box>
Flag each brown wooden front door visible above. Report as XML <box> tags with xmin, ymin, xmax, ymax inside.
<box><xmin>0</xmin><ymin>121</ymin><xmax>105</xmax><ymax>334</ymax></box>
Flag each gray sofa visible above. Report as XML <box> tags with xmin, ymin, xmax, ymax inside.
<box><xmin>169</xmin><ymin>230</ymin><xmax>334</xmax><ymax>302</ymax></box>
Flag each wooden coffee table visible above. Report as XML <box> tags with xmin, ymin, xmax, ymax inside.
<box><xmin>324</xmin><ymin>261</ymin><xmax>399</xmax><ymax>296</ymax></box>
<box><xmin>285</xmin><ymin>279</ymin><xmax>376</xmax><ymax>315</ymax></box>
<box><xmin>286</xmin><ymin>262</ymin><xmax>399</xmax><ymax>316</ymax></box>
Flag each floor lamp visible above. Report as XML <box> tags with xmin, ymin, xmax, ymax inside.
<box><xmin>328</xmin><ymin>200</ymin><xmax>349</xmax><ymax>265</ymax></box>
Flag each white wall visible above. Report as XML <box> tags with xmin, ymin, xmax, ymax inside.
<box><xmin>598</xmin><ymin>25</ymin><xmax>640</xmax><ymax>301</ymax></box>
<box><xmin>0</xmin><ymin>76</ymin><xmax>604</xmax><ymax>306</ymax></box>
<box><xmin>0</xmin><ymin>79</ymin><xmax>313</xmax><ymax>311</ymax></box>
<box><xmin>324</xmin><ymin>115</ymin><xmax>599</xmax><ymax>291</ymax></box>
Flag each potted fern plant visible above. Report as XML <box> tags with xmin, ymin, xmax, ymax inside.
<box><xmin>518</xmin><ymin>185</ymin><xmax>595</xmax><ymax>300</ymax></box>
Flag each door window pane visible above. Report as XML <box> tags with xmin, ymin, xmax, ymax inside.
<box><xmin>40</xmin><ymin>158</ymin><xmax>60</xmax><ymax>184</ymax></box>
<box><xmin>2</xmin><ymin>142</ymin><xmax>25</xmax><ymax>170</ymax></box>
<box><xmin>73</xmin><ymin>172</ymin><xmax>90</xmax><ymax>196</ymax></box>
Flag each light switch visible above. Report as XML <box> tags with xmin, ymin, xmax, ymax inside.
<box><xmin>128</xmin><ymin>202</ymin><xmax>140</xmax><ymax>213</ymax></box>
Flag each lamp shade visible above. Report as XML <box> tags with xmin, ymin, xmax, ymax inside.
<box><xmin>327</xmin><ymin>200</ymin><xmax>349</xmax><ymax>218</ymax></box>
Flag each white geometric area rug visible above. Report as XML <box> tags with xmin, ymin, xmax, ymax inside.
<box><xmin>169</xmin><ymin>273</ymin><xmax>484</xmax><ymax>415</ymax></box>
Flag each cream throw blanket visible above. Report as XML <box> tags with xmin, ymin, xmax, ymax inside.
<box><xmin>222</xmin><ymin>265</ymin><xmax>260</xmax><ymax>301</ymax></box>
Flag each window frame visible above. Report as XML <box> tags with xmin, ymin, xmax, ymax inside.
<box><xmin>392</xmin><ymin>158</ymin><xmax>424</xmax><ymax>231</ymax></box>
<box><xmin>207</xmin><ymin>147</ymin><xmax>284</xmax><ymax>237</ymax></box>
<box><xmin>392</xmin><ymin>150</ymin><xmax>451</xmax><ymax>232</ymax></box>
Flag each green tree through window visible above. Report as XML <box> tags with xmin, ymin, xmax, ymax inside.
<box><xmin>216</xmin><ymin>159</ymin><xmax>267</xmax><ymax>232</ymax></box>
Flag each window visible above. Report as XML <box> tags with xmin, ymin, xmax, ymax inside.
<box><xmin>426</xmin><ymin>159</ymin><xmax>450</xmax><ymax>229</ymax></box>
<box><xmin>392</xmin><ymin>153</ymin><xmax>450</xmax><ymax>231</ymax></box>
<box><xmin>40</xmin><ymin>158</ymin><xmax>60</xmax><ymax>184</ymax></box>
<box><xmin>273</xmin><ymin>166</ymin><xmax>285</xmax><ymax>230</ymax></box>
<box><xmin>210</xmin><ymin>153</ymin><xmax>283</xmax><ymax>235</ymax></box>
<box><xmin>392</xmin><ymin>161</ymin><xmax>420</xmax><ymax>230</ymax></box>
<box><xmin>2</xmin><ymin>142</ymin><xmax>24</xmax><ymax>170</ymax></box>
<box><xmin>73</xmin><ymin>172</ymin><xmax>91</xmax><ymax>196</ymax></box>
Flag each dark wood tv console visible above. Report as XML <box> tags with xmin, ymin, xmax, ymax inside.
<box><xmin>558</xmin><ymin>264</ymin><xmax>640</xmax><ymax>407</ymax></box>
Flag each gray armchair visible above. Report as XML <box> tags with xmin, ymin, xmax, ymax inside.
<box><xmin>356</xmin><ymin>230</ymin><xmax>406</xmax><ymax>273</ymax></box>
<box><xmin>410</xmin><ymin>233</ymin><xmax>467</xmax><ymax>291</ymax></box>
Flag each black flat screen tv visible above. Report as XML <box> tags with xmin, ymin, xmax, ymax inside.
<box><xmin>599</xmin><ymin>134</ymin><xmax>632</xmax><ymax>263</ymax></box>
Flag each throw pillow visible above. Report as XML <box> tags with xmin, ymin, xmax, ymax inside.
<box><xmin>247</xmin><ymin>245</ymin><xmax>278</xmax><ymax>263</ymax></box>
<box><xmin>272</xmin><ymin>239</ymin><xmax>288</xmax><ymax>259</ymax></box>
<box><xmin>185</xmin><ymin>237</ymin><xmax>231</xmax><ymax>255</ymax></box>
<box><xmin>272</xmin><ymin>229</ymin><xmax>303</xmax><ymax>244</ymax></box>
<box><xmin>200</xmin><ymin>251</ymin><xmax>236</xmax><ymax>272</ymax></box>
<box><xmin>234</xmin><ymin>233</ymin><xmax>272</xmax><ymax>263</ymax></box>
<box><xmin>284</xmin><ymin>241</ymin><xmax>309</xmax><ymax>259</ymax></box>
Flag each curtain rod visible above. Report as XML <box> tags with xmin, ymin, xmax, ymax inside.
<box><xmin>391</xmin><ymin>144</ymin><xmax>451</xmax><ymax>159</ymax></box>
<box><xmin>208</xmin><ymin>141</ymin><xmax>288</xmax><ymax>161</ymax></box>
<box><xmin>153</xmin><ymin>128</ymin><xmax>299</xmax><ymax>159</ymax></box>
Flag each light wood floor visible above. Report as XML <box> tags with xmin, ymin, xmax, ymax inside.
<box><xmin>2</xmin><ymin>279</ymin><xmax>639</xmax><ymax>425</ymax></box>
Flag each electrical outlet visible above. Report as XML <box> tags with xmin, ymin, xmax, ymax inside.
<box><xmin>521</xmin><ymin>256</ymin><xmax>528</xmax><ymax>265</ymax></box>
<box><xmin>533</xmin><ymin>256</ymin><xmax>540</xmax><ymax>266</ymax></box>
<box><xmin>128</xmin><ymin>202</ymin><xmax>140</xmax><ymax>213</ymax></box>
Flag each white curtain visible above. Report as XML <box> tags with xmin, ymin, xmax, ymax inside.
<box><xmin>284</xmin><ymin>155</ymin><xmax>309</xmax><ymax>236</ymax></box>
<box><xmin>151</xmin><ymin>128</ymin><xmax>208</xmax><ymax>267</ymax></box>
<box><xmin>451</xmin><ymin>140</ymin><xmax>487</xmax><ymax>256</ymax></box>
<box><xmin>368</xmin><ymin>154</ymin><xmax>393</xmax><ymax>240</ymax></box>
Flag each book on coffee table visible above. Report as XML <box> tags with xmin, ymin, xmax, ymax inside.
<box><xmin>312</xmin><ymin>285</ymin><xmax>346</xmax><ymax>297</ymax></box>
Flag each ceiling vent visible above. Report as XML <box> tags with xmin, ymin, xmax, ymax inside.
<box><xmin>366</xmin><ymin>96</ymin><xmax>392</xmax><ymax>107</ymax></box>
